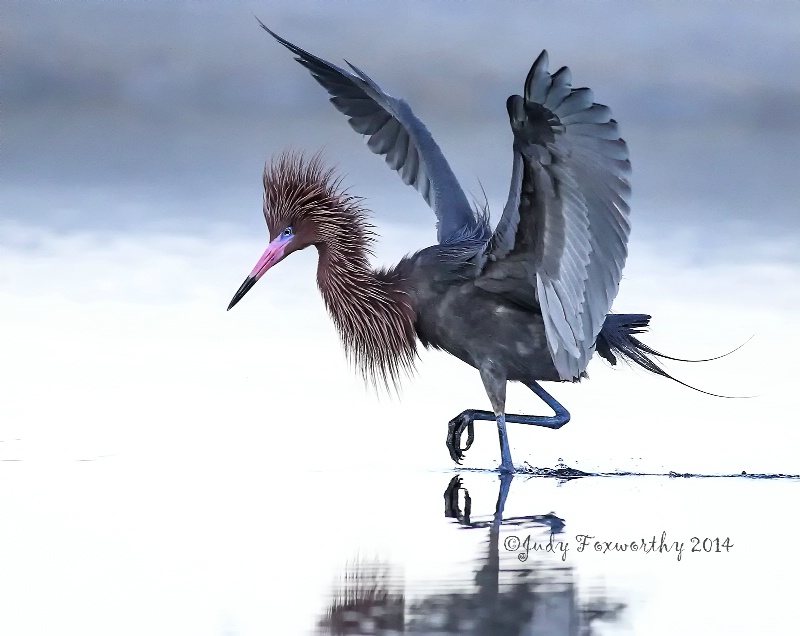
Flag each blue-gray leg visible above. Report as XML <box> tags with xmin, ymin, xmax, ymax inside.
<box><xmin>494</xmin><ymin>472</ymin><xmax>513</xmax><ymax>524</ymax></box>
<box><xmin>446</xmin><ymin>381</ymin><xmax>571</xmax><ymax>471</ymax></box>
<box><xmin>496</xmin><ymin>414</ymin><xmax>513</xmax><ymax>471</ymax></box>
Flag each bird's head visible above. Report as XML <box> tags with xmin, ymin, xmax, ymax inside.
<box><xmin>227</xmin><ymin>151</ymin><xmax>372</xmax><ymax>311</ymax></box>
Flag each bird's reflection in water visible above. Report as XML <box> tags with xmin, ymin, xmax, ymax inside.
<box><xmin>317</xmin><ymin>559</ymin><xmax>405</xmax><ymax>635</ymax></box>
<box><xmin>316</xmin><ymin>474</ymin><xmax>626</xmax><ymax>635</ymax></box>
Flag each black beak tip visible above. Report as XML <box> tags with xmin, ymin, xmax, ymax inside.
<box><xmin>227</xmin><ymin>276</ymin><xmax>257</xmax><ymax>312</ymax></box>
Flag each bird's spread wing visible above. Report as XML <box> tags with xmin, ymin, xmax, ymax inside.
<box><xmin>258</xmin><ymin>20</ymin><xmax>483</xmax><ymax>244</ymax></box>
<box><xmin>476</xmin><ymin>51</ymin><xmax>632</xmax><ymax>380</ymax></box>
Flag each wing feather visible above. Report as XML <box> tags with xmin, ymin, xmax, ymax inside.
<box><xmin>477</xmin><ymin>50</ymin><xmax>632</xmax><ymax>380</ymax></box>
<box><xmin>257</xmin><ymin>19</ymin><xmax>487</xmax><ymax>244</ymax></box>
<box><xmin>555</xmin><ymin>87</ymin><xmax>594</xmax><ymax>118</ymax></box>
<box><xmin>544</xmin><ymin>67</ymin><xmax>573</xmax><ymax>110</ymax></box>
<box><xmin>367</xmin><ymin>118</ymin><xmax>403</xmax><ymax>155</ymax></box>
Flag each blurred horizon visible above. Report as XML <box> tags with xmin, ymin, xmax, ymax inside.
<box><xmin>4</xmin><ymin>0</ymin><xmax>800</xmax><ymax>258</ymax></box>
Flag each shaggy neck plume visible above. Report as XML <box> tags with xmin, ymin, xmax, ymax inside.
<box><xmin>316</xmin><ymin>240</ymin><xmax>417</xmax><ymax>389</ymax></box>
<box><xmin>263</xmin><ymin>152</ymin><xmax>418</xmax><ymax>389</ymax></box>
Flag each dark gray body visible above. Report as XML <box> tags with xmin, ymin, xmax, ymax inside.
<box><xmin>398</xmin><ymin>247</ymin><xmax>561</xmax><ymax>384</ymax></box>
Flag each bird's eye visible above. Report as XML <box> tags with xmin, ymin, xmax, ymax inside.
<box><xmin>283</xmin><ymin>226</ymin><xmax>293</xmax><ymax>238</ymax></box>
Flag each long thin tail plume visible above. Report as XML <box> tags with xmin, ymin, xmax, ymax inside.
<box><xmin>596</xmin><ymin>314</ymin><xmax>748</xmax><ymax>398</ymax></box>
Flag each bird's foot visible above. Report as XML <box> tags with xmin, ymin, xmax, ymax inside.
<box><xmin>446</xmin><ymin>411</ymin><xmax>476</xmax><ymax>463</ymax></box>
<box><xmin>498</xmin><ymin>460</ymin><xmax>516</xmax><ymax>474</ymax></box>
<box><xmin>443</xmin><ymin>475</ymin><xmax>472</xmax><ymax>525</ymax></box>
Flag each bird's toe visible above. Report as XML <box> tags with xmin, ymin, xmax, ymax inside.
<box><xmin>446</xmin><ymin>435</ymin><xmax>464</xmax><ymax>463</ymax></box>
<box><xmin>446</xmin><ymin>442</ymin><xmax>462</xmax><ymax>463</ymax></box>
<box><xmin>463</xmin><ymin>421</ymin><xmax>475</xmax><ymax>451</ymax></box>
<box><xmin>447</xmin><ymin>413</ymin><xmax>474</xmax><ymax>463</ymax></box>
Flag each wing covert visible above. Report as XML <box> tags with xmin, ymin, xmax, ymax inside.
<box><xmin>477</xmin><ymin>50</ymin><xmax>632</xmax><ymax>380</ymax></box>
<box><xmin>257</xmin><ymin>19</ymin><xmax>485</xmax><ymax>244</ymax></box>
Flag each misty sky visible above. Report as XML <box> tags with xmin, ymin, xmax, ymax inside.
<box><xmin>4</xmin><ymin>0</ymin><xmax>800</xmax><ymax>251</ymax></box>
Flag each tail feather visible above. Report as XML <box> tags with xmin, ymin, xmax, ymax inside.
<box><xmin>596</xmin><ymin>314</ymin><xmax>745</xmax><ymax>399</ymax></box>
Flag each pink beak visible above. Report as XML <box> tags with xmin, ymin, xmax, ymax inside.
<box><xmin>227</xmin><ymin>234</ymin><xmax>292</xmax><ymax>311</ymax></box>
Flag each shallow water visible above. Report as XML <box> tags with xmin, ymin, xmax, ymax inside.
<box><xmin>290</xmin><ymin>470</ymin><xmax>800</xmax><ymax>635</ymax></box>
<box><xmin>1</xmin><ymin>458</ymin><xmax>798</xmax><ymax>636</ymax></box>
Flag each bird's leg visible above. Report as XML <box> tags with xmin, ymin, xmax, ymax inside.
<box><xmin>446</xmin><ymin>367</ymin><xmax>516</xmax><ymax>472</ymax></box>
<box><xmin>446</xmin><ymin>380</ymin><xmax>570</xmax><ymax>469</ymax></box>
<box><xmin>496</xmin><ymin>414</ymin><xmax>514</xmax><ymax>472</ymax></box>
<box><xmin>519</xmin><ymin>381</ymin><xmax>571</xmax><ymax>428</ymax></box>
<box><xmin>494</xmin><ymin>472</ymin><xmax>514</xmax><ymax>524</ymax></box>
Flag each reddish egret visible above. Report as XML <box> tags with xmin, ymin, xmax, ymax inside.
<box><xmin>228</xmin><ymin>22</ymin><xmax>699</xmax><ymax>472</ymax></box>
